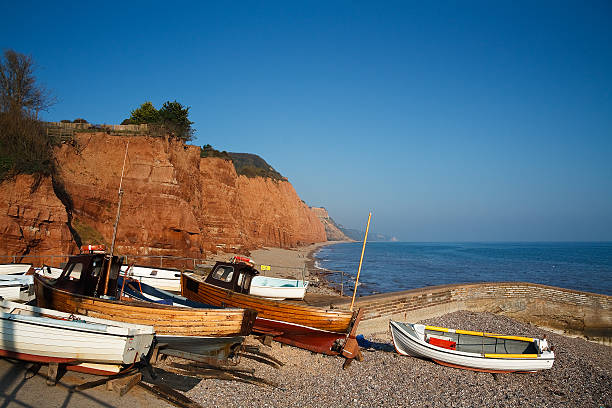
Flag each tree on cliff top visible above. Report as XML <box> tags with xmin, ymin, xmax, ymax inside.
<box><xmin>0</xmin><ymin>50</ymin><xmax>55</xmax><ymax>117</ymax></box>
<box><xmin>129</xmin><ymin>101</ymin><xmax>160</xmax><ymax>124</ymax></box>
<box><xmin>0</xmin><ymin>50</ymin><xmax>56</xmax><ymax>182</ymax></box>
<box><xmin>127</xmin><ymin>100</ymin><xmax>194</xmax><ymax>141</ymax></box>
<box><xmin>158</xmin><ymin>100</ymin><xmax>194</xmax><ymax>141</ymax></box>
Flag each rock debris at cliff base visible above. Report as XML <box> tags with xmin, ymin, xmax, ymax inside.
<box><xmin>157</xmin><ymin>311</ymin><xmax>611</xmax><ymax>407</ymax></box>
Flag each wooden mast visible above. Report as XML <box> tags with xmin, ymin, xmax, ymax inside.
<box><xmin>104</xmin><ymin>141</ymin><xmax>129</xmax><ymax>295</ymax></box>
<box><xmin>350</xmin><ymin>212</ymin><xmax>371</xmax><ymax>311</ymax></box>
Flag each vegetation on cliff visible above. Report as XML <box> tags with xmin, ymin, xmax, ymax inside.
<box><xmin>0</xmin><ymin>50</ymin><xmax>57</xmax><ymax>182</ymax></box>
<box><xmin>123</xmin><ymin>100</ymin><xmax>194</xmax><ymax>141</ymax></box>
<box><xmin>200</xmin><ymin>145</ymin><xmax>286</xmax><ymax>181</ymax></box>
<box><xmin>200</xmin><ymin>144</ymin><xmax>231</xmax><ymax>159</ymax></box>
<box><xmin>228</xmin><ymin>152</ymin><xmax>286</xmax><ymax>181</ymax></box>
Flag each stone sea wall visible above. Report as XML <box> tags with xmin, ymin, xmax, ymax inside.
<box><xmin>347</xmin><ymin>282</ymin><xmax>611</xmax><ymax>345</ymax></box>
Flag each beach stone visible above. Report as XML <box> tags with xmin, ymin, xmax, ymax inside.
<box><xmin>177</xmin><ymin>310</ymin><xmax>611</xmax><ymax>408</ymax></box>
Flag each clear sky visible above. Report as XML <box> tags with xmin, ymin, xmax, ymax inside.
<box><xmin>2</xmin><ymin>1</ymin><xmax>611</xmax><ymax>241</ymax></box>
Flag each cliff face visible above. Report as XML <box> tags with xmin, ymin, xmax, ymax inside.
<box><xmin>311</xmin><ymin>207</ymin><xmax>351</xmax><ymax>241</ymax></box>
<box><xmin>0</xmin><ymin>133</ymin><xmax>326</xmax><ymax>260</ymax></box>
<box><xmin>0</xmin><ymin>175</ymin><xmax>77</xmax><ymax>258</ymax></box>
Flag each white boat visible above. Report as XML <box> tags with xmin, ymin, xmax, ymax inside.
<box><xmin>120</xmin><ymin>264</ymin><xmax>181</xmax><ymax>292</ymax></box>
<box><xmin>389</xmin><ymin>320</ymin><xmax>554</xmax><ymax>373</ymax></box>
<box><xmin>33</xmin><ymin>265</ymin><xmax>64</xmax><ymax>279</ymax></box>
<box><xmin>249</xmin><ymin>276</ymin><xmax>309</xmax><ymax>300</ymax></box>
<box><xmin>0</xmin><ymin>263</ymin><xmax>32</xmax><ymax>275</ymax></box>
<box><xmin>0</xmin><ymin>300</ymin><xmax>155</xmax><ymax>375</ymax></box>
<box><xmin>0</xmin><ymin>275</ymin><xmax>34</xmax><ymax>302</ymax></box>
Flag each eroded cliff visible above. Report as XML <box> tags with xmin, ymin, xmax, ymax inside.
<box><xmin>0</xmin><ymin>133</ymin><xmax>326</xmax><ymax>260</ymax></box>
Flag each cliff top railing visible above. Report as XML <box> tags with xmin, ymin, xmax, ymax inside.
<box><xmin>43</xmin><ymin>121</ymin><xmax>150</xmax><ymax>143</ymax></box>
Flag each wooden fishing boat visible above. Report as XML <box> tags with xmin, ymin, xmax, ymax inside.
<box><xmin>181</xmin><ymin>261</ymin><xmax>363</xmax><ymax>364</ymax></box>
<box><xmin>389</xmin><ymin>320</ymin><xmax>555</xmax><ymax>373</ymax></box>
<box><xmin>34</xmin><ymin>250</ymin><xmax>257</xmax><ymax>360</ymax></box>
<box><xmin>120</xmin><ymin>264</ymin><xmax>181</xmax><ymax>292</ymax></box>
<box><xmin>249</xmin><ymin>275</ymin><xmax>308</xmax><ymax>300</ymax></box>
<box><xmin>119</xmin><ymin>276</ymin><xmax>207</xmax><ymax>308</ymax></box>
<box><xmin>0</xmin><ymin>274</ymin><xmax>34</xmax><ymax>302</ymax></box>
<box><xmin>0</xmin><ymin>263</ymin><xmax>32</xmax><ymax>275</ymax></box>
<box><xmin>0</xmin><ymin>300</ymin><xmax>154</xmax><ymax>375</ymax></box>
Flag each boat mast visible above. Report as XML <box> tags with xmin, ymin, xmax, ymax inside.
<box><xmin>104</xmin><ymin>141</ymin><xmax>129</xmax><ymax>295</ymax></box>
<box><xmin>350</xmin><ymin>212</ymin><xmax>371</xmax><ymax>311</ymax></box>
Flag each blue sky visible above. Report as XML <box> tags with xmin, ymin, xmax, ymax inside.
<box><xmin>2</xmin><ymin>1</ymin><xmax>611</xmax><ymax>241</ymax></box>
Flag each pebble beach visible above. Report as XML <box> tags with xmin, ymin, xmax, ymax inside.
<box><xmin>177</xmin><ymin>310</ymin><xmax>611</xmax><ymax>407</ymax></box>
<box><xmin>167</xmin><ymin>243</ymin><xmax>612</xmax><ymax>407</ymax></box>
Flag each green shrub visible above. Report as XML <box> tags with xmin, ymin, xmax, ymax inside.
<box><xmin>200</xmin><ymin>144</ymin><xmax>231</xmax><ymax>159</ymax></box>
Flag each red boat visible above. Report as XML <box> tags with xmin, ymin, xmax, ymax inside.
<box><xmin>181</xmin><ymin>260</ymin><xmax>363</xmax><ymax>366</ymax></box>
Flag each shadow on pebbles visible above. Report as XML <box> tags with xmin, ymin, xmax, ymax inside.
<box><xmin>175</xmin><ymin>311</ymin><xmax>611</xmax><ymax>407</ymax></box>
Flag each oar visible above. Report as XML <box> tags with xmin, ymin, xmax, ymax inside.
<box><xmin>350</xmin><ymin>212</ymin><xmax>371</xmax><ymax>311</ymax></box>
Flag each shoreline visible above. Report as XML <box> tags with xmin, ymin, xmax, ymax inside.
<box><xmin>244</xmin><ymin>240</ymin><xmax>351</xmax><ymax>297</ymax></box>
<box><xmin>304</xmin><ymin>240</ymin><xmax>352</xmax><ymax>297</ymax></box>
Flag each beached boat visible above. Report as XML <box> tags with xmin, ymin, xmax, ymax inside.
<box><xmin>0</xmin><ymin>263</ymin><xmax>32</xmax><ymax>275</ymax></box>
<box><xmin>119</xmin><ymin>275</ymin><xmax>212</xmax><ymax>308</ymax></box>
<box><xmin>389</xmin><ymin>320</ymin><xmax>555</xmax><ymax>373</ymax></box>
<box><xmin>120</xmin><ymin>264</ymin><xmax>181</xmax><ymax>292</ymax></box>
<box><xmin>0</xmin><ymin>300</ymin><xmax>154</xmax><ymax>375</ymax></box>
<box><xmin>0</xmin><ymin>274</ymin><xmax>34</xmax><ymax>302</ymax></box>
<box><xmin>249</xmin><ymin>275</ymin><xmax>308</xmax><ymax>300</ymax></box>
<box><xmin>181</xmin><ymin>261</ymin><xmax>363</xmax><ymax>363</ymax></box>
<box><xmin>33</xmin><ymin>265</ymin><xmax>64</xmax><ymax>280</ymax></box>
<box><xmin>34</xmin><ymin>250</ymin><xmax>257</xmax><ymax>360</ymax></box>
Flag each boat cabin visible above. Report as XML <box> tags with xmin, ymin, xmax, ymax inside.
<box><xmin>52</xmin><ymin>252</ymin><xmax>123</xmax><ymax>298</ymax></box>
<box><xmin>201</xmin><ymin>261</ymin><xmax>259</xmax><ymax>294</ymax></box>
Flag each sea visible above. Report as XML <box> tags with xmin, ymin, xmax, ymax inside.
<box><xmin>314</xmin><ymin>242</ymin><xmax>612</xmax><ymax>297</ymax></box>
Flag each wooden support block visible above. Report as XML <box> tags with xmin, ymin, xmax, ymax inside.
<box><xmin>342</xmin><ymin>358</ymin><xmax>353</xmax><ymax>370</ymax></box>
<box><xmin>150</xmin><ymin>342</ymin><xmax>168</xmax><ymax>364</ymax></box>
<box><xmin>263</xmin><ymin>335</ymin><xmax>273</xmax><ymax>347</ymax></box>
<box><xmin>47</xmin><ymin>363</ymin><xmax>58</xmax><ymax>386</ymax></box>
<box><xmin>106</xmin><ymin>373</ymin><xmax>142</xmax><ymax>397</ymax></box>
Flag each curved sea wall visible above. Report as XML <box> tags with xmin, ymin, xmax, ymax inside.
<box><xmin>347</xmin><ymin>282</ymin><xmax>611</xmax><ymax>345</ymax></box>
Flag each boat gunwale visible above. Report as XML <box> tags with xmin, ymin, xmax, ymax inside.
<box><xmin>34</xmin><ymin>274</ymin><xmax>248</xmax><ymax>314</ymax></box>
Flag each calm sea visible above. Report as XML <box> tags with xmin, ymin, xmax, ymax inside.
<box><xmin>314</xmin><ymin>242</ymin><xmax>612</xmax><ymax>296</ymax></box>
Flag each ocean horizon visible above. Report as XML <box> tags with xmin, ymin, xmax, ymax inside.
<box><xmin>314</xmin><ymin>241</ymin><xmax>612</xmax><ymax>297</ymax></box>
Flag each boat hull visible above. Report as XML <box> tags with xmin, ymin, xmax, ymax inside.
<box><xmin>0</xmin><ymin>300</ymin><xmax>154</xmax><ymax>365</ymax></box>
<box><xmin>34</xmin><ymin>275</ymin><xmax>256</xmax><ymax>340</ymax></box>
<box><xmin>0</xmin><ymin>264</ymin><xmax>32</xmax><ymax>275</ymax></box>
<box><xmin>181</xmin><ymin>273</ymin><xmax>360</xmax><ymax>355</ymax></box>
<box><xmin>0</xmin><ymin>275</ymin><xmax>34</xmax><ymax>302</ymax></box>
<box><xmin>390</xmin><ymin>321</ymin><xmax>554</xmax><ymax>372</ymax></box>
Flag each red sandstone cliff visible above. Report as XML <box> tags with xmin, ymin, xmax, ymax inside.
<box><xmin>0</xmin><ymin>133</ymin><xmax>326</xmax><ymax>261</ymax></box>
<box><xmin>0</xmin><ymin>175</ymin><xmax>77</xmax><ymax>258</ymax></box>
<box><xmin>310</xmin><ymin>207</ymin><xmax>351</xmax><ymax>241</ymax></box>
